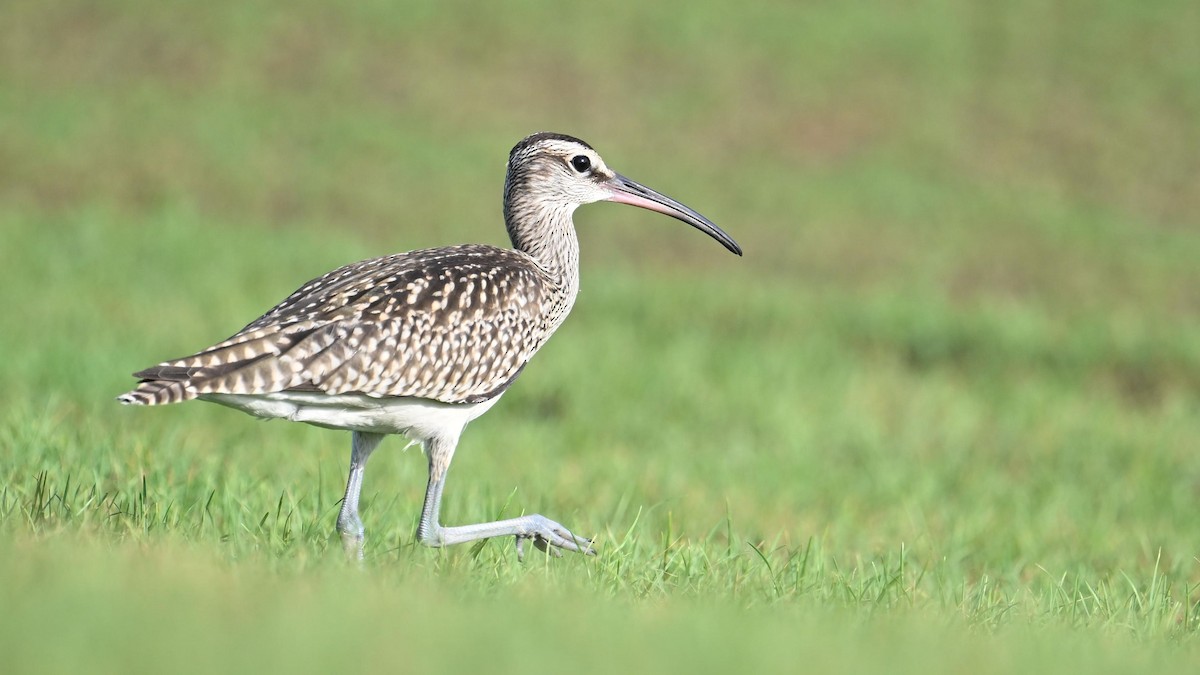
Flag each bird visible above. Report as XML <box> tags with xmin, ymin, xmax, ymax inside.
<box><xmin>118</xmin><ymin>132</ymin><xmax>742</xmax><ymax>560</ymax></box>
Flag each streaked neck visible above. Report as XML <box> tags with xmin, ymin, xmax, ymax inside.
<box><xmin>503</xmin><ymin>200</ymin><xmax>581</xmax><ymax>332</ymax></box>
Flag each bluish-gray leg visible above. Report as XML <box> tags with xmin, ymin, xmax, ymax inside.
<box><xmin>337</xmin><ymin>431</ymin><xmax>384</xmax><ymax>560</ymax></box>
<box><xmin>414</xmin><ymin>435</ymin><xmax>595</xmax><ymax>560</ymax></box>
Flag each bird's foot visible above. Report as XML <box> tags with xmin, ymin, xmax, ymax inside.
<box><xmin>513</xmin><ymin>514</ymin><xmax>595</xmax><ymax>561</ymax></box>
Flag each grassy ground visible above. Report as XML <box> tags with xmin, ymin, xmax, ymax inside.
<box><xmin>2</xmin><ymin>0</ymin><xmax>1199</xmax><ymax>672</ymax></box>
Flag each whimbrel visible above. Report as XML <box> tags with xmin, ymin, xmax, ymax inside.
<box><xmin>119</xmin><ymin>132</ymin><xmax>742</xmax><ymax>560</ymax></box>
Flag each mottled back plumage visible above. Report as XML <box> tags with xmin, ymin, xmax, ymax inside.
<box><xmin>122</xmin><ymin>245</ymin><xmax>557</xmax><ymax>406</ymax></box>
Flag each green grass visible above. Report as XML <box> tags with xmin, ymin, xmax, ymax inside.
<box><xmin>2</xmin><ymin>0</ymin><xmax>1200</xmax><ymax>672</ymax></box>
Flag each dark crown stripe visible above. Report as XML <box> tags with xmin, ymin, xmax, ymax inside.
<box><xmin>510</xmin><ymin>132</ymin><xmax>592</xmax><ymax>158</ymax></box>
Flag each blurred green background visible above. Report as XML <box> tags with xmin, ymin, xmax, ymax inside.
<box><xmin>2</xmin><ymin>0</ymin><xmax>1199</xmax><ymax>672</ymax></box>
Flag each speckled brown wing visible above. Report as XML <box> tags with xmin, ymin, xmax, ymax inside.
<box><xmin>120</xmin><ymin>245</ymin><xmax>552</xmax><ymax>405</ymax></box>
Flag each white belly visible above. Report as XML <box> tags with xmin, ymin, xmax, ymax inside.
<box><xmin>200</xmin><ymin>391</ymin><xmax>502</xmax><ymax>443</ymax></box>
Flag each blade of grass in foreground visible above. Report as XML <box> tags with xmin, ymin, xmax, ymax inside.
<box><xmin>0</xmin><ymin>535</ymin><xmax>1197</xmax><ymax>675</ymax></box>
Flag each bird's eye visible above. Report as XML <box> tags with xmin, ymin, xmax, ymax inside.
<box><xmin>570</xmin><ymin>155</ymin><xmax>592</xmax><ymax>173</ymax></box>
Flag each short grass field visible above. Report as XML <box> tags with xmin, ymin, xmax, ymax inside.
<box><xmin>2</xmin><ymin>0</ymin><xmax>1199</xmax><ymax>672</ymax></box>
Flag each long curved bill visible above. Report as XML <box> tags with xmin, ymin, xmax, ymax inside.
<box><xmin>604</xmin><ymin>173</ymin><xmax>743</xmax><ymax>256</ymax></box>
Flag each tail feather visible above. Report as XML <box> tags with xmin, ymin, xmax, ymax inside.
<box><xmin>118</xmin><ymin>352</ymin><xmax>293</xmax><ymax>406</ymax></box>
<box><xmin>119</xmin><ymin>325</ymin><xmax>327</xmax><ymax>406</ymax></box>
<box><xmin>117</xmin><ymin>379</ymin><xmax>199</xmax><ymax>406</ymax></box>
<box><xmin>118</xmin><ymin>322</ymin><xmax>378</xmax><ymax>405</ymax></box>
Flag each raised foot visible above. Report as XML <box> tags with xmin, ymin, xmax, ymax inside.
<box><xmin>513</xmin><ymin>514</ymin><xmax>596</xmax><ymax>561</ymax></box>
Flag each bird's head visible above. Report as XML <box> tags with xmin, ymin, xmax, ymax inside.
<box><xmin>504</xmin><ymin>132</ymin><xmax>742</xmax><ymax>256</ymax></box>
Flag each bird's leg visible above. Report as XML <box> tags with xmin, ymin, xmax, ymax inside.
<box><xmin>336</xmin><ymin>431</ymin><xmax>384</xmax><ymax>560</ymax></box>
<box><xmin>415</xmin><ymin>435</ymin><xmax>595</xmax><ymax>560</ymax></box>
